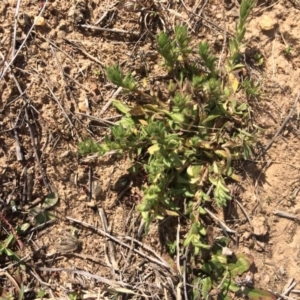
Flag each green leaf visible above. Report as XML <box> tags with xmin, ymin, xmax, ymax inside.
<box><xmin>243</xmin><ymin>287</ymin><xmax>276</xmax><ymax>300</ymax></box>
<box><xmin>43</xmin><ymin>192</ymin><xmax>59</xmax><ymax>209</ymax></box>
<box><xmin>238</xmin><ymin>103</ymin><xmax>248</xmax><ymax>111</ymax></box>
<box><xmin>212</xmin><ymin>253</ymin><xmax>228</xmax><ymax>265</ymax></box>
<box><xmin>20</xmin><ymin>223</ymin><xmax>30</xmax><ymax>233</ymax></box>
<box><xmin>228</xmin><ymin>253</ymin><xmax>252</xmax><ymax>276</ymax></box>
<box><xmin>198</xmin><ymin>206</ymin><xmax>207</xmax><ymax>215</ymax></box>
<box><xmin>199</xmin><ymin>225</ymin><xmax>207</xmax><ymax>236</ymax></box>
<box><xmin>214</xmin><ymin>150</ymin><xmax>228</xmax><ymax>158</ymax></box>
<box><xmin>202</xmin><ymin>114</ymin><xmax>220</xmax><ymax>123</ymax></box>
<box><xmin>35</xmin><ymin>210</ymin><xmax>55</xmax><ymax>225</ymax></box>
<box><xmin>147</xmin><ymin>144</ymin><xmax>160</xmax><ymax>155</ymax></box>
<box><xmin>169</xmin><ymin>112</ymin><xmax>185</xmax><ymax>123</ymax></box>
<box><xmin>200</xmin><ymin>277</ymin><xmax>212</xmax><ymax>299</ymax></box>
<box><xmin>4</xmin><ymin>233</ymin><xmax>15</xmax><ymax>248</ymax></box>
<box><xmin>230</xmin><ymin>63</ymin><xmax>245</xmax><ymax>71</ymax></box>
<box><xmin>18</xmin><ymin>284</ymin><xmax>24</xmax><ymax>300</ymax></box>
<box><xmin>113</xmin><ymin>100</ymin><xmax>130</xmax><ymax>114</ymax></box>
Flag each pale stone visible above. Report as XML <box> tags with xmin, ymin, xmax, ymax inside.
<box><xmin>252</xmin><ymin>216</ymin><xmax>268</xmax><ymax>236</ymax></box>
<box><xmin>259</xmin><ymin>15</ymin><xmax>276</xmax><ymax>31</ymax></box>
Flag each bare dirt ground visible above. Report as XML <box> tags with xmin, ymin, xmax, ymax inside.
<box><xmin>0</xmin><ymin>0</ymin><xmax>300</xmax><ymax>299</ymax></box>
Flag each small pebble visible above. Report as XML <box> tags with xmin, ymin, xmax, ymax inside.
<box><xmin>34</xmin><ymin>16</ymin><xmax>46</xmax><ymax>27</ymax></box>
<box><xmin>259</xmin><ymin>15</ymin><xmax>277</xmax><ymax>31</ymax></box>
<box><xmin>252</xmin><ymin>216</ymin><xmax>268</xmax><ymax>236</ymax></box>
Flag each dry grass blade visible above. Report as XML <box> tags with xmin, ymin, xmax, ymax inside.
<box><xmin>257</xmin><ymin>93</ymin><xmax>300</xmax><ymax>159</ymax></box>
<box><xmin>98</xmin><ymin>208</ymin><xmax>119</xmax><ymax>271</ymax></box>
<box><xmin>35</xmin><ymin>267</ymin><xmax>131</xmax><ymax>287</ymax></box>
<box><xmin>11</xmin><ymin>0</ymin><xmax>21</xmax><ymax>61</ymax></box>
<box><xmin>63</xmin><ymin>38</ymin><xmax>105</xmax><ymax>67</ymax></box>
<box><xmin>35</xmin><ymin>71</ymin><xmax>74</xmax><ymax>129</ymax></box>
<box><xmin>38</xmin><ymin>34</ymin><xmax>85</xmax><ymax>77</ymax></box>
<box><xmin>66</xmin><ymin>216</ymin><xmax>175</xmax><ymax>272</ymax></box>
<box><xmin>0</xmin><ymin>271</ymin><xmax>21</xmax><ymax>294</ymax></box>
<box><xmin>0</xmin><ymin>52</ymin><xmax>51</xmax><ymax>192</ymax></box>
<box><xmin>204</xmin><ymin>208</ymin><xmax>236</xmax><ymax>234</ymax></box>
<box><xmin>100</xmin><ymin>86</ymin><xmax>123</xmax><ymax>115</ymax></box>
<box><xmin>79</xmin><ymin>24</ymin><xmax>140</xmax><ymax>36</ymax></box>
<box><xmin>76</xmin><ymin>112</ymin><xmax>119</xmax><ymax>126</ymax></box>
<box><xmin>0</xmin><ymin>0</ymin><xmax>49</xmax><ymax>80</ymax></box>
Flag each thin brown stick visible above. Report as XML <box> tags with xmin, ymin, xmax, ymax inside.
<box><xmin>257</xmin><ymin>93</ymin><xmax>300</xmax><ymax>159</ymax></box>
<box><xmin>25</xmin><ymin>106</ymin><xmax>52</xmax><ymax>192</ymax></box>
<box><xmin>63</xmin><ymin>38</ymin><xmax>105</xmax><ymax>67</ymax></box>
<box><xmin>100</xmin><ymin>87</ymin><xmax>123</xmax><ymax>115</ymax></box>
<box><xmin>11</xmin><ymin>0</ymin><xmax>21</xmax><ymax>61</ymax></box>
<box><xmin>13</xmin><ymin>127</ymin><xmax>23</xmax><ymax>161</ymax></box>
<box><xmin>12</xmin><ymin>107</ymin><xmax>26</xmax><ymax>161</ymax></box>
<box><xmin>282</xmin><ymin>278</ymin><xmax>297</xmax><ymax>296</ymax></box>
<box><xmin>76</xmin><ymin>112</ymin><xmax>119</xmax><ymax>126</ymax></box>
<box><xmin>235</xmin><ymin>199</ymin><xmax>253</xmax><ymax>229</ymax></box>
<box><xmin>35</xmin><ymin>267</ymin><xmax>131</xmax><ymax>287</ymax></box>
<box><xmin>50</xmin><ymin>45</ymin><xmax>76</xmax><ymax>99</ymax></box>
<box><xmin>64</xmin><ymin>73</ymin><xmax>92</xmax><ymax>93</ymax></box>
<box><xmin>98</xmin><ymin>208</ymin><xmax>119</xmax><ymax>271</ymax></box>
<box><xmin>94</xmin><ymin>1</ymin><xmax>119</xmax><ymax>25</ymax></box>
<box><xmin>0</xmin><ymin>52</ymin><xmax>51</xmax><ymax>192</ymax></box>
<box><xmin>273</xmin><ymin>210</ymin><xmax>300</xmax><ymax>221</ymax></box>
<box><xmin>36</xmin><ymin>71</ymin><xmax>74</xmax><ymax>129</ymax></box>
<box><xmin>0</xmin><ymin>0</ymin><xmax>49</xmax><ymax>80</ymax></box>
<box><xmin>218</xmin><ymin>0</ymin><xmax>227</xmax><ymax>69</ymax></box>
<box><xmin>0</xmin><ymin>271</ymin><xmax>21</xmax><ymax>294</ymax></box>
<box><xmin>66</xmin><ymin>216</ymin><xmax>174</xmax><ymax>272</ymax></box>
<box><xmin>38</xmin><ymin>35</ymin><xmax>84</xmax><ymax>77</ymax></box>
<box><xmin>0</xmin><ymin>212</ymin><xmax>23</xmax><ymax>249</ymax></box>
<box><xmin>79</xmin><ymin>24</ymin><xmax>140</xmax><ymax>36</ymax></box>
<box><xmin>204</xmin><ymin>208</ymin><xmax>236</xmax><ymax>234</ymax></box>
<box><xmin>88</xmin><ymin>165</ymin><xmax>93</xmax><ymax>202</ymax></box>
<box><xmin>180</xmin><ymin>0</ymin><xmax>234</xmax><ymax>36</ymax></box>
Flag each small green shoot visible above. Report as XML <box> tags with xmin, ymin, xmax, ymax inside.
<box><xmin>166</xmin><ymin>241</ymin><xmax>177</xmax><ymax>255</ymax></box>
<box><xmin>284</xmin><ymin>45</ymin><xmax>293</xmax><ymax>57</ymax></box>
<box><xmin>0</xmin><ymin>233</ymin><xmax>21</xmax><ymax>262</ymax></box>
<box><xmin>253</xmin><ymin>52</ymin><xmax>264</xmax><ymax>67</ymax></box>
<box><xmin>242</xmin><ymin>79</ymin><xmax>260</xmax><ymax>97</ymax></box>
<box><xmin>36</xmin><ymin>289</ymin><xmax>48</xmax><ymax>298</ymax></box>
<box><xmin>227</xmin><ymin>0</ymin><xmax>255</xmax><ymax>72</ymax></box>
<box><xmin>29</xmin><ymin>192</ymin><xmax>59</xmax><ymax>225</ymax></box>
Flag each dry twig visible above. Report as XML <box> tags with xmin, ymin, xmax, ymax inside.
<box><xmin>0</xmin><ymin>0</ymin><xmax>49</xmax><ymax>80</ymax></box>
<box><xmin>257</xmin><ymin>93</ymin><xmax>300</xmax><ymax>159</ymax></box>
<box><xmin>0</xmin><ymin>52</ymin><xmax>51</xmax><ymax>192</ymax></box>
<box><xmin>98</xmin><ymin>208</ymin><xmax>119</xmax><ymax>271</ymax></box>
<box><xmin>273</xmin><ymin>210</ymin><xmax>300</xmax><ymax>221</ymax></box>
<box><xmin>66</xmin><ymin>216</ymin><xmax>174</xmax><ymax>272</ymax></box>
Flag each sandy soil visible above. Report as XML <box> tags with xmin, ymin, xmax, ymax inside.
<box><xmin>0</xmin><ymin>0</ymin><xmax>300</xmax><ymax>299</ymax></box>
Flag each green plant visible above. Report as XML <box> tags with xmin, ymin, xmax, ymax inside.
<box><xmin>78</xmin><ymin>1</ymin><xmax>265</xmax><ymax>298</ymax></box>
<box><xmin>80</xmin><ymin>18</ymin><xmax>256</xmax><ymax>231</ymax></box>
<box><xmin>192</xmin><ymin>239</ymin><xmax>276</xmax><ymax>300</ymax></box>
<box><xmin>284</xmin><ymin>45</ymin><xmax>292</xmax><ymax>57</ymax></box>
<box><xmin>36</xmin><ymin>289</ymin><xmax>47</xmax><ymax>298</ymax></box>
<box><xmin>227</xmin><ymin>0</ymin><xmax>255</xmax><ymax>72</ymax></box>
<box><xmin>68</xmin><ymin>292</ymin><xmax>78</xmax><ymax>300</ymax></box>
<box><xmin>242</xmin><ymin>79</ymin><xmax>260</xmax><ymax>97</ymax></box>
<box><xmin>93</xmin><ymin>69</ymin><xmax>101</xmax><ymax>76</ymax></box>
<box><xmin>253</xmin><ymin>52</ymin><xmax>264</xmax><ymax>67</ymax></box>
<box><xmin>166</xmin><ymin>240</ymin><xmax>177</xmax><ymax>255</ymax></box>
